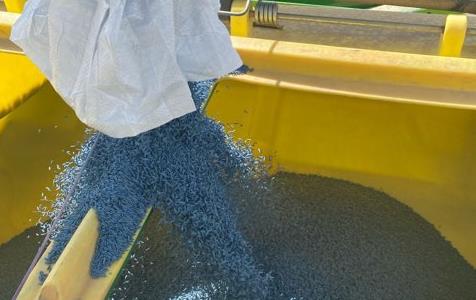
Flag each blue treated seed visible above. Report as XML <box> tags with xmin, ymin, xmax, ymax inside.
<box><xmin>44</xmin><ymin>67</ymin><xmax>270</xmax><ymax>297</ymax></box>
<box><xmin>39</xmin><ymin>271</ymin><xmax>48</xmax><ymax>283</ymax></box>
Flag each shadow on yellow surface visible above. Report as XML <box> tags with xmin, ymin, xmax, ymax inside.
<box><xmin>0</xmin><ymin>52</ymin><xmax>85</xmax><ymax>245</ymax></box>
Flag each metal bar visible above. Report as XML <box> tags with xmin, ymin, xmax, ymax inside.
<box><xmin>224</xmin><ymin>0</ymin><xmax>476</xmax><ymax>14</ymax></box>
<box><xmin>219</xmin><ymin>0</ymin><xmax>252</xmax><ymax>16</ymax></box>
<box><xmin>277</xmin><ymin>5</ymin><xmax>476</xmax><ymax>30</ymax></box>
<box><xmin>277</xmin><ymin>7</ymin><xmax>445</xmax><ymax>29</ymax></box>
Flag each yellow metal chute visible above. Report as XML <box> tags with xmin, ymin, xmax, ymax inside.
<box><xmin>17</xmin><ymin>209</ymin><xmax>151</xmax><ymax>300</ymax></box>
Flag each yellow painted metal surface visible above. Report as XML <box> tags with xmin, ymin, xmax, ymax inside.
<box><xmin>0</xmin><ymin>11</ymin><xmax>18</xmax><ymax>39</ymax></box>
<box><xmin>206</xmin><ymin>38</ymin><xmax>476</xmax><ymax>268</ymax></box>
<box><xmin>4</xmin><ymin>0</ymin><xmax>25</xmax><ymax>13</ymax></box>
<box><xmin>230</xmin><ymin>0</ymin><xmax>252</xmax><ymax>37</ymax></box>
<box><xmin>0</xmin><ymin>52</ymin><xmax>85</xmax><ymax>246</ymax></box>
<box><xmin>0</xmin><ymin>12</ymin><xmax>21</xmax><ymax>53</ymax></box>
<box><xmin>207</xmin><ymin>78</ymin><xmax>476</xmax><ymax>268</ymax></box>
<box><xmin>439</xmin><ymin>14</ymin><xmax>467</xmax><ymax>57</ymax></box>
<box><xmin>230</xmin><ymin>37</ymin><xmax>476</xmax><ymax>108</ymax></box>
<box><xmin>17</xmin><ymin>208</ymin><xmax>151</xmax><ymax>300</ymax></box>
<box><xmin>0</xmin><ymin>52</ymin><xmax>45</xmax><ymax>118</ymax></box>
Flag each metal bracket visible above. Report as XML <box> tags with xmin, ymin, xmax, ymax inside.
<box><xmin>439</xmin><ymin>14</ymin><xmax>468</xmax><ymax>57</ymax></box>
<box><xmin>219</xmin><ymin>0</ymin><xmax>252</xmax><ymax>16</ymax></box>
<box><xmin>4</xmin><ymin>0</ymin><xmax>25</xmax><ymax>13</ymax></box>
<box><xmin>229</xmin><ymin>0</ymin><xmax>252</xmax><ymax>37</ymax></box>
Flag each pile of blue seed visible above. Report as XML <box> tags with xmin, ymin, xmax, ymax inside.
<box><xmin>109</xmin><ymin>173</ymin><xmax>476</xmax><ymax>300</ymax></box>
<box><xmin>45</xmin><ymin>69</ymin><xmax>272</xmax><ymax>298</ymax></box>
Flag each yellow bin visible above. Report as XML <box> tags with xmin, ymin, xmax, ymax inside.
<box><xmin>1</xmin><ymin>6</ymin><xmax>475</xmax><ymax>300</ymax></box>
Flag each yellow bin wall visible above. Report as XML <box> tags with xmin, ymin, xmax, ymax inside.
<box><xmin>207</xmin><ymin>78</ymin><xmax>476</xmax><ymax>267</ymax></box>
<box><xmin>0</xmin><ymin>52</ymin><xmax>85</xmax><ymax>245</ymax></box>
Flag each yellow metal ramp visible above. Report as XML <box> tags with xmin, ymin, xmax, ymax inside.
<box><xmin>17</xmin><ymin>209</ymin><xmax>151</xmax><ymax>300</ymax></box>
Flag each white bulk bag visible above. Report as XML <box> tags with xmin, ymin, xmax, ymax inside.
<box><xmin>11</xmin><ymin>0</ymin><xmax>242</xmax><ymax>138</ymax></box>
